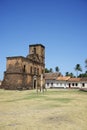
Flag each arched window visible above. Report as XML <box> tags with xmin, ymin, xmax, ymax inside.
<box><xmin>82</xmin><ymin>83</ymin><xmax>85</xmax><ymax>87</ymax></box>
<box><xmin>23</xmin><ymin>65</ymin><xmax>26</xmax><ymax>72</ymax></box>
<box><xmin>34</xmin><ymin>67</ymin><xmax>37</xmax><ymax>75</ymax></box>
<box><xmin>37</xmin><ymin>68</ymin><xmax>39</xmax><ymax>75</ymax></box>
<box><xmin>34</xmin><ymin>47</ymin><xmax>36</xmax><ymax>54</ymax></box>
<box><xmin>30</xmin><ymin>66</ymin><xmax>32</xmax><ymax>74</ymax></box>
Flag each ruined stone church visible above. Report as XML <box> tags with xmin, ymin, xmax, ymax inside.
<box><xmin>2</xmin><ymin>44</ymin><xmax>45</xmax><ymax>90</ymax></box>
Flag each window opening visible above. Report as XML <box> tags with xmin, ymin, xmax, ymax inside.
<box><xmin>47</xmin><ymin>83</ymin><xmax>49</xmax><ymax>86</ymax></box>
<box><xmin>82</xmin><ymin>83</ymin><xmax>85</xmax><ymax>87</ymax></box>
<box><xmin>76</xmin><ymin>83</ymin><xmax>78</xmax><ymax>86</ymax></box>
<box><xmin>51</xmin><ymin>83</ymin><xmax>53</xmax><ymax>86</ymax></box>
<box><xmin>34</xmin><ymin>67</ymin><xmax>37</xmax><ymax>75</ymax></box>
<box><xmin>30</xmin><ymin>66</ymin><xmax>32</xmax><ymax>74</ymax></box>
<box><xmin>72</xmin><ymin>83</ymin><xmax>74</xmax><ymax>86</ymax></box>
<box><xmin>23</xmin><ymin>65</ymin><xmax>26</xmax><ymax>72</ymax></box>
<box><xmin>34</xmin><ymin>47</ymin><xmax>36</xmax><ymax>54</ymax></box>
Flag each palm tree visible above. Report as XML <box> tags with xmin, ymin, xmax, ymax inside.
<box><xmin>49</xmin><ymin>68</ymin><xmax>53</xmax><ymax>73</ymax></box>
<box><xmin>75</xmin><ymin>64</ymin><xmax>82</xmax><ymax>77</ymax></box>
<box><xmin>65</xmin><ymin>72</ymin><xmax>69</xmax><ymax>76</ymax></box>
<box><xmin>65</xmin><ymin>72</ymin><xmax>75</xmax><ymax>77</ymax></box>
<box><xmin>85</xmin><ymin>59</ymin><xmax>87</xmax><ymax>69</ymax></box>
<box><xmin>55</xmin><ymin>66</ymin><xmax>59</xmax><ymax>73</ymax></box>
<box><xmin>69</xmin><ymin>72</ymin><xmax>74</xmax><ymax>78</ymax></box>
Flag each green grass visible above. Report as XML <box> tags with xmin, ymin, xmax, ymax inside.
<box><xmin>0</xmin><ymin>89</ymin><xmax>87</xmax><ymax>130</ymax></box>
<box><xmin>0</xmin><ymin>89</ymin><xmax>74</xmax><ymax>103</ymax></box>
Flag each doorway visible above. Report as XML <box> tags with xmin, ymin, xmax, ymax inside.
<box><xmin>69</xmin><ymin>83</ymin><xmax>71</xmax><ymax>88</ymax></box>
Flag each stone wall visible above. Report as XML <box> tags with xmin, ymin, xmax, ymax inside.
<box><xmin>2</xmin><ymin>44</ymin><xmax>45</xmax><ymax>90</ymax></box>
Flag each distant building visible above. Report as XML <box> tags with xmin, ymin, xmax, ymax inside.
<box><xmin>45</xmin><ymin>73</ymin><xmax>62</xmax><ymax>88</ymax></box>
<box><xmin>68</xmin><ymin>78</ymin><xmax>81</xmax><ymax>88</ymax></box>
<box><xmin>56</xmin><ymin>76</ymin><xmax>70</xmax><ymax>88</ymax></box>
<box><xmin>80</xmin><ymin>77</ymin><xmax>87</xmax><ymax>88</ymax></box>
<box><xmin>2</xmin><ymin>44</ymin><xmax>45</xmax><ymax>90</ymax></box>
<box><xmin>45</xmin><ymin>73</ymin><xmax>87</xmax><ymax>89</ymax></box>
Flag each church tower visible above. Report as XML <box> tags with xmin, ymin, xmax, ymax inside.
<box><xmin>29</xmin><ymin>44</ymin><xmax>45</xmax><ymax>64</ymax></box>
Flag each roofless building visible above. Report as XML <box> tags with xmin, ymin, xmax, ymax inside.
<box><xmin>2</xmin><ymin>44</ymin><xmax>45</xmax><ymax>90</ymax></box>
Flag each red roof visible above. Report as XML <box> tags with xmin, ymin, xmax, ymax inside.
<box><xmin>68</xmin><ymin>78</ymin><xmax>81</xmax><ymax>82</ymax></box>
<box><xmin>45</xmin><ymin>73</ymin><xmax>61</xmax><ymax>80</ymax></box>
<box><xmin>45</xmin><ymin>73</ymin><xmax>87</xmax><ymax>82</ymax></box>
<box><xmin>81</xmin><ymin>77</ymin><xmax>87</xmax><ymax>81</ymax></box>
<box><xmin>56</xmin><ymin>76</ymin><xmax>70</xmax><ymax>81</ymax></box>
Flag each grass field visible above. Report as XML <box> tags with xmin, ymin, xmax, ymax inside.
<box><xmin>0</xmin><ymin>89</ymin><xmax>87</xmax><ymax>130</ymax></box>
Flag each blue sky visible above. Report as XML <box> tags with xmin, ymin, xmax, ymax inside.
<box><xmin>0</xmin><ymin>0</ymin><xmax>87</xmax><ymax>79</ymax></box>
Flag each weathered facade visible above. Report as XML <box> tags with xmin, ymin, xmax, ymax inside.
<box><xmin>2</xmin><ymin>44</ymin><xmax>45</xmax><ymax>90</ymax></box>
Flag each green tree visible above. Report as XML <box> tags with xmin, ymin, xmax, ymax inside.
<box><xmin>65</xmin><ymin>72</ymin><xmax>69</xmax><ymax>76</ymax></box>
<box><xmin>65</xmin><ymin>72</ymin><xmax>75</xmax><ymax>77</ymax></box>
<box><xmin>55</xmin><ymin>66</ymin><xmax>59</xmax><ymax>72</ymax></box>
<box><xmin>85</xmin><ymin>59</ymin><xmax>87</xmax><ymax>69</ymax></box>
<box><xmin>49</xmin><ymin>68</ymin><xmax>53</xmax><ymax>73</ymax></box>
<box><xmin>69</xmin><ymin>72</ymin><xmax>75</xmax><ymax>78</ymax></box>
<box><xmin>75</xmin><ymin>64</ymin><xmax>82</xmax><ymax>77</ymax></box>
<box><xmin>45</xmin><ymin>68</ymin><xmax>50</xmax><ymax>73</ymax></box>
<box><xmin>85</xmin><ymin>71</ymin><xmax>87</xmax><ymax>74</ymax></box>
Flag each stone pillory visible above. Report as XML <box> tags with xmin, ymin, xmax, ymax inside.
<box><xmin>2</xmin><ymin>44</ymin><xmax>45</xmax><ymax>90</ymax></box>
